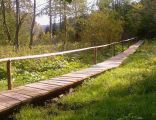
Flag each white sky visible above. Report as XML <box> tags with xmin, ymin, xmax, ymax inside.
<box><xmin>36</xmin><ymin>0</ymin><xmax>96</xmax><ymax>25</ymax></box>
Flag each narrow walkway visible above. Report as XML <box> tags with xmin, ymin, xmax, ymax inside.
<box><xmin>0</xmin><ymin>41</ymin><xmax>143</xmax><ymax>114</ymax></box>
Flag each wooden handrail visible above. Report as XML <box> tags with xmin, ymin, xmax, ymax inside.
<box><xmin>0</xmin><ymin>38</ymin><xmax>136</xmax><ymax>63</ymax></box>
<box><xmin>0</xmin><ymin>37</ymin><xmax>136</xmax><ymax>90</ymax></box>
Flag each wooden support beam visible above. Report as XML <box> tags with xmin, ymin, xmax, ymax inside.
<box><xmin>7</xmin><ymin>60</ymin><xmax>12</xmax><ymax>90</ymax></box>
<box><xmin>122</xmin><ymin>41</ymin><xmax>124</xmax><ymax>52</ymax></box>
<box><xmin>94</xmin><ymin>48</ymin><xmax>97</xmax><ymax>64</ymax></box>
<box><xmin>113</xmin><ymin>44</ymin><xmax>116</xmax><ymax>56</ymax></box>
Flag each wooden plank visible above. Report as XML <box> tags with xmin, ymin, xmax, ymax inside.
<box><xmin>1</xmin><ymin>92</ymin><xmax>31</xmax><ymax>102</ymax></box>
<box><xmin>89</xmin><ymin>67</ymin><xmax>107</xmax><ymax>71</ymax></box>
<box><xmin>0</xmin><ymin>95</ymin><xmax>20</xmax><ymax>107</ymax></box>
<box><xmin>38</xmin><ymin>81</ymin><xmax>62</xmax><ymax>87</ymax></box>
<box><xmin>51</xmin><ymin>78</ymin><xmax>79</xmax><ymax>82</ymax></box>
<box><xmin>72</xmin><ymin>71</ymin><xmax>99</xmax><ymax>75</ymax></box>
<box><xmin>54</xmin><ymin>76</ymin><xmax>83</xmax><ymax>81</ymax></box>
<box><xmin>83</xmin><ymin>68</ymin><xmax>103</xmax><ymax>72</ymax></box>
<box><xmin>0</xmin><ymin>105</ymin><xmax>8</xmax><ymax>112</ymax></box>
<box><xmin>14</xmin><ymin>86</ymin><xmax>48</xmax><ymax>97</ymax></box>
<box><xmin>62</xmin><ymin>73</ymin><xmax>90</xmax><ymax>78</ymax></box>
<box><xmin>49</xmin><ymin>80</ymin><xmax>73</xmax><ymax>84</ymax></box>
<box><xmin>49</xmin><ymin>79</ymin><xmax>75</xmax><ymax>83</ymax></box>
<box><xmin>39</xmin><ymin>80</ymin><xmax>71</xmax><ymax>86</ymax></box>
<box><xmin>25</xmin><ymin>83</ymin><xmax>59</xmax><ymax>91</ymax></box>
<box><xmin>39</xmin><ymin>80</ymin><xmax>75</xmax><ymax>87</ymax></box>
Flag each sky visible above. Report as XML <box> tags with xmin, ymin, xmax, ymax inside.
<box><xmin>36</xmin><ymin>0</ymin><xmax>96</xmax><ymax>25</ymax></box>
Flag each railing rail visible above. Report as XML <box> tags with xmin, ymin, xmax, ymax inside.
<box><xmin>0</xmin><ymin>38</ymin><xmax>136</xmax><ymax>62</ymax></box>
<box><xmin>0</xmin><ymin>37</ymin><xmax>137</xmax><ymax>90</ymax></box>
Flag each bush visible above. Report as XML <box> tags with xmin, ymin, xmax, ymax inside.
<box><xmin>80</xmin><ymin>11</ymin><xmax>123</xmax><ymax>46</ymax></box>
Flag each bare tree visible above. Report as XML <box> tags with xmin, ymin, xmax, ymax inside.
<box><xmin>59</xmin><ymin>0</ymin><xmax>63</xmax><ymax>31</ymax></box>
<box><xmin>49</xmin><ymin>0</ymin><xmax>53</xmax><ymax>42</ymax></box>
<box><xmin>62</xmin><ymin>0</ymin><xmax>67</xmax><ymax>50</ymax></box>
<box><xmin>14</xmin><ymin>0</ymin><xmax>20</xmax><ymax>50</ymax></box>
<box><xmin>29</xmin><ymin>0</ymin><xmax>36</xmax><ymax>49</ymax></box>
<box><xmin>14</xmin><ymin>0</ymin><xmax>29</xmax><ymax>50</ymax></box>
<box><xmin>1</xmin><ymin>0</ymin><xmax>12</xmax><ymax>42</ymax></box>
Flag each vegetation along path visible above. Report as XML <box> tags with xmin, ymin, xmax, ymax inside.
<box><xmin>0</xmin><ymin>40</ymin><xmax>143</xmax><ymax>115</ymax></box>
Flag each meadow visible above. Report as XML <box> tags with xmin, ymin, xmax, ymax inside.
<box><xmin>0</xmin><ymin>42</ymin><xmax>126</xmax><ymax>91</ymax></box>
<box><xmin>10</xmin><ymin>40</ymin><xmax>156</xmax><ymax>120</ymax></box>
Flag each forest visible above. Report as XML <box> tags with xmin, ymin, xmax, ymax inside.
<box><xmin>0</xmin><ymin>0</ymin><xmax>155</xmax><ymax>51</ymax></box>
<box><xmin>0</xmin><ymin>0</ymin><xmax>156</xmax><ymax>119</ymax></box>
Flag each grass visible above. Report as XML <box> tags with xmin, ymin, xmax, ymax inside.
<box><xmin>0</xmin><ymin>42</ymin><xmax>126</xmax><ymax>91</ymax></box>
<box><xmin>11</xmin><ymin>39</ymin><xmax>156</xmax><ymax>120</ymax></box>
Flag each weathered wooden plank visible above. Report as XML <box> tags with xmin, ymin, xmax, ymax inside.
<box><xmin>39</xmin><ymin>80</ymin><xmax>71</xmax><ymax>86</ymax></box>
<box><xmin>0</xmin><ymin>105</ymin><xmax>8</xmax><ymax>112</ymax></box>
<box><xmin>0</xmin><ymin>95</ymin><xmax>20</xmax><ymax>107</ymax></box>
<box><xmin>83</xmin><ymin>68</ymin><xmax>103</xmax><ymax>72</ymax></box>
<box><xmin>72</xmin><ymin>70</ymin><xmax>100</xmax><ymax>75</ymax></box>
<box><xmin>1</xmin><ymin>92</ymin><xmax>31</xmax><ymax>102</ymax></box>
<box><xmin>14</xmin><ymin>86</ymin><xmax>48</xmax><ymax>97</ymax></box>
<box><xmin>49</xmin><ymin>80</ymin><xmax>73</xmax><ymax>84</ymax></box>
<box><xmin>25</xmin><ymin>83</ymin><xmax>59</xmax><ymax>91</ymax></box>
<box><xmin>62</xmin><ymin>73</ymin><xmax>90</xmax><ymax>78</ymax></box>
<box><xmin>53</xmin><ymin>76</ymin><xmax>83</xmax><ymax>81</ymax></box>
<box><xmin>51</xmin><ymin>78</ymin><xmax>79</xmax><ymax>82</ymax></box>
<box><xmin>49</xmin><ymin>79</ymin><xmax>75</xmax><ymax>83</ymax></box>
<box><xmin>89</xmin><ymin>67</ymin><xmax>108</xmax><ymax>71</ymax></box>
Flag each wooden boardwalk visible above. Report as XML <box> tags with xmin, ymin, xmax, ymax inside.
<box><xmin>0</xmin><ymin>41</ymin><xmax>143</xmax><ymax>114</ymax></box>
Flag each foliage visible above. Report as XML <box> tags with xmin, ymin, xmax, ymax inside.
<box><xmin>81</xmin><ymin>11</ymin><xmax>123</xmax><ymax>45</ymax></box>
<box><xmin>123</xmin><ymin>3</ymin><xmax>143</xmax><ymax>36</ymax></box>
<box><xmin>137</xmin><ymin>0</ymin><xmax>156</xmax><ymax>38</ymax></box>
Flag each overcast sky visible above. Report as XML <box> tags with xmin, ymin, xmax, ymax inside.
<box><xmin>36</xmin><ymin>0</ymin><xmax>96</xmax><ymax>25</ymax></box>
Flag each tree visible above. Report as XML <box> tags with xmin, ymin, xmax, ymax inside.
<box><xmin>14</xmin><ymin>0</ymin><xmax>31</xmax><ymax>50</ymax></box>
<box><xmin>49</xmin><ymin>0</ymin><xmax>53</xmax><ymax>42</ymax></box>
<box><xmin>81</xmin><ymin>12</ymin><xmax>123</xmax><ymax>46</ymax></box>
<box><xmin>138</xmin><ymin>0</ymin><xmax>156</xmax><ymax>38</ymax></box>
<box><xmin>1</xmin><ymin>0</ymin><xmax>12</xmax><ymax>42</ymax></box>
<box><xmin>14</xmin><ymin>0</ymin><xmax>20</xmax><ymax>50</ymax></box>
<box><xmin>62</xmin><ymin>0</ymin><xmax>67</xmax><ymax>50</ymax></box>
<box><xmin>29</xmin><ymin>0</ymin><xmax>36</xmax><ymax>49</ymax></box>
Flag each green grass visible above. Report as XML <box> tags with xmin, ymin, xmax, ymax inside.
<box><xmin>11</xmin><ymin>40</ymin><xmax>156</xmax><ymax>120</ymax></box>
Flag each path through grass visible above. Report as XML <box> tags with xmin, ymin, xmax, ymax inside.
<box><xmin>12</xmin><ymin>40</ymin><xmax>156</xmax><ymax>120</ymax></box>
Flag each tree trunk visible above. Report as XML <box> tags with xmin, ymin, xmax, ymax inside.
<box><xmin>14</xmin><ymin>0</ymin><xmax>20</xmax><ymax>50</ymax></box>
<box><xmin>62</xmin><ymin>1</ymin><xmax>67</xmax><ymax>50</ymax></box>
<box><xmin>49</xmin><ymin>0</ymin><xmax>53</xmax><ymax>42</ymax></box>
<box><xmin>53</xmin><ymin>1</ymin><xmax>57</xmax><ymax>34</ymax></box>
<box><xmin>29</xmin><ymin>0</ymin><xmax>36</xmax><ymax>49</ymax></box>
<box><xmin>59</xmin><ymin>1</ymin><xmax>62</xmax><ymax>31</ymax></box>
<box><xmin>1</xmin><ymin>0</ymin><xmax>12</xmax><ymax>42</ymax></box>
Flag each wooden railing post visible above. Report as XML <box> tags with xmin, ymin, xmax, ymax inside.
<box><xmin>94</xmin><ymin>48</ymin><xmax>97</xmax><ymax>64</ymax></box>
<box><xmin>128</xmin><ymin>40</ymin><xmax>130</xmax><ymax>47</ymax></box>
<box><xmin>135</xmin><ymin>37</ymin><xmax>138</xmax><ymax>43</ymax></box>
<box><xmin>113</xmin><ymin>44</ymin><xmax>115</xmax><ymax>56</ymax></box>
<box><xmin>7</xmin><ymin>60</ymin><xmax>12</xmax><ymax>90</ymax></box>
<box><xmin>122</xmin><ymin>41</ymin><xmax>124</xmax><ymax>52</ymax></box>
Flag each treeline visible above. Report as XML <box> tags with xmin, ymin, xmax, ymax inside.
<box><xmin>0</xmin><ymin>0</ymin><xmax>155</xmax><ymax>51</ymax></box>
